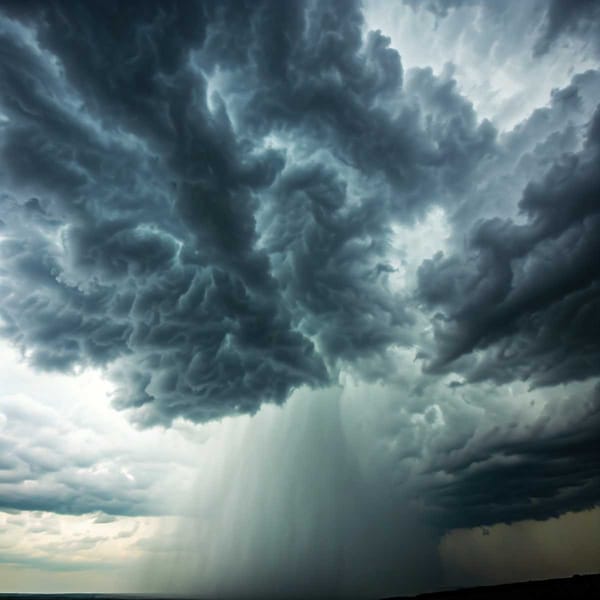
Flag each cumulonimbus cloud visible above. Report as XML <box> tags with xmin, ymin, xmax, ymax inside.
<box><xmin>0</xmin><ymin>0</ymin><xmax>599</xmax><ymax>549</ymax></box>
<box><xmin>0</xmin><ymin>0</ymin><xmax>495</xmax><ymax>425</ymax></box>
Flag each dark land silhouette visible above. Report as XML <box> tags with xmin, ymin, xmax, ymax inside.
<box><xmin>0</xmin><ymin>573</ymin><xmax>599</xmax><ymax>600</ymax></box>
<box><xmin>388</xmin><ymin>573</ymin><xmax>600</xmax><ymax>599</ymax></box>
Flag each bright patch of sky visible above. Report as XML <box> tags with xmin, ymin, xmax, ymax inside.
<box><xmin>364</xmin><ymin>0</ymin><xmax>598</xmax><ymax>131</ymax></box>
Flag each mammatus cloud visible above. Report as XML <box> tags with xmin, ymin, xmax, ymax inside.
<box><xmin>0</xmin><ymin>0</ymin><xmax>599</xmax><ymax>595</ymax></box>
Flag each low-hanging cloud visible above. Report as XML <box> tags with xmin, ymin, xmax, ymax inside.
<box><xmin>0</xmin><ymin>1</ymin><xmax>599</xmax><ymax>594</ymax></box>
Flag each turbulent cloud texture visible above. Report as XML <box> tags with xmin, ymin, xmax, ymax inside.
<box><xmin>0</xmin><ymin>0</ymin><xmax>497</xmax><ymax>425</ymax></box>
<box><xmin>0</xmin><ymin>0</ymin><xmax>599</xmax><ymax>589</ymax></box>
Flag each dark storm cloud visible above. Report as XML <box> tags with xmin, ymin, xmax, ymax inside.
<box><xmin>260</xmin><ymin>164</ymin><xmax>414</xmax><ymax>362</ymax></box>
<box><xmin>417</xmin><ymin>102</ymin><xmax>600</xmax><ymax>387</ymax></box>
<box><xmin>407</xmin><ymin>69</ymin><xmax>600</xmax><ymax>529</ymax></box>
<box><xmin>421</xmin><ymin>383</ymin><xmax>600</xmax><ymax>529</ymax></box>
<box><xmin>535</xmin><ymin>0</ymin><xmax>600</xmax><ymax>56</ymax></box>
<box><xmin>0</xmin><ymin>2</ymin><xmax>326</xmax><ymax>424</ymax></box>
<box><xmin>1</xmin><ymin>0</ymin><xmax>600</xmax><ymax>542</ymax></box>
<box><xmin>0</xmin><ymin>0</ymin><xmax>494</xmax><ymax>424</ymax></box>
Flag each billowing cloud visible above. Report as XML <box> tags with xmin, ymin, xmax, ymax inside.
<box><xmin>403</xmin><ymin>0</ymin><xmax>600</xmax><ymax>58</ymax></box>
<box><xmin>422</xmin><ymin>382</ymin><xmax>600</xmax><ymax>529</ymax></box>
<box><xmin>0</xmin><ymin>0</ymin><xmax>599</xmax><ymax>595</ymax></box>
<box><xmin>0</xmin><ymin>0</ymin><xmax>496</xmax><ymax>425</ymax></box>
<box><xmin>0</xmin><ymin>346</ymin><xmax>199</xmax><ymax>518</ymax></box>
<box><xmin>417</xmin><ymin>86</ymin><xmax>600</xmax><ymax>389</ymax></box>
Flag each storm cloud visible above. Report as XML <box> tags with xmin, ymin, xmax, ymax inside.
<box><xmin>0</xmin><ymin>0</ymin><xmax>495</xmax><ymax>425</ymax></box>
<box><xmin>417</xmin><ymin>86</ymin><xmax>600</xmax><ymax>388</ymax></box>
<box><xmin>0</xmin><ymin>0</ymin><xmax>599</xmax><ymax>595</ymax></box>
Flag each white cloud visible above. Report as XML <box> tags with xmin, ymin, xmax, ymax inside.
<box><xmin>0</xmin><ymin>342</ymin><xmax>206</xmax><ymax>517</ymax></box>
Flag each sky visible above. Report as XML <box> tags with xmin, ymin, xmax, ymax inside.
<box><xmin>0</xmin><ymin>0</ymin><xmax>599</xmax><ymax>597</ymax></box>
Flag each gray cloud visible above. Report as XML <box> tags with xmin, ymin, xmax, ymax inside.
<box><xmin>93</xmin><ymin>513</ymin><xmax>117</xmax><ymax>524</ymax></box>
<box><xmin>0</xmin><ymin>0</ymin><xmax>599</xmax><ymax>583</ymax></box>
<box><xmin>0</xmin><ymin>389</ymin><xmax>196</xmax><ymax>517</ymax></box>
<box><xmin>535</xmin><ymin>0</ymin><xmax>600</xmax><ymax>56</ymax></box>
<box><xmin>0</xmin><ymin>3</ymin><xmax>327</xmax><ymax>424</ymax></box>
<box><xmin>420</xmin><ymin>382</ymin><xmax>600</xmax><ymax>529</ymax></box>
<box><xmin>404</xmin><ymin>0</ymin><xmax>600</xmax><ymax>58</ymax></box>
<box><xmin>0</xmin><ymin>0</ymin><xmax>496</xmax><ymax>425</ymax></box>
<box><xmin>417</xmin><ymin>100</ymin><xmax>600</xmax><ymax>388</ymax></box>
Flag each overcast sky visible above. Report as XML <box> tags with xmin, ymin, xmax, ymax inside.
<box><xmin>0</xmin><ymin>0</ymin><xmax>599</xmax><ymax>597</ymax></box>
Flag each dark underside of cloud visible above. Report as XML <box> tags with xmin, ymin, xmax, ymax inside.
<box><xmin>0</xmin><ymin>0</ymin><xmax>599</xmax><ymax>536</ymax></box>
<box><xmin>421</xmin><ymin>382</ymin><xmax>600</xmax><ymax>529</ymax></box>
<box><xmin>418</xmin><ymin>105</ymin><xmax>600</xmax><ymax>388</ymax></box>
<box><xmin>0</xmin><ymin>0</ymin><xmax>495</xmax><ymax>424</ymax></box>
